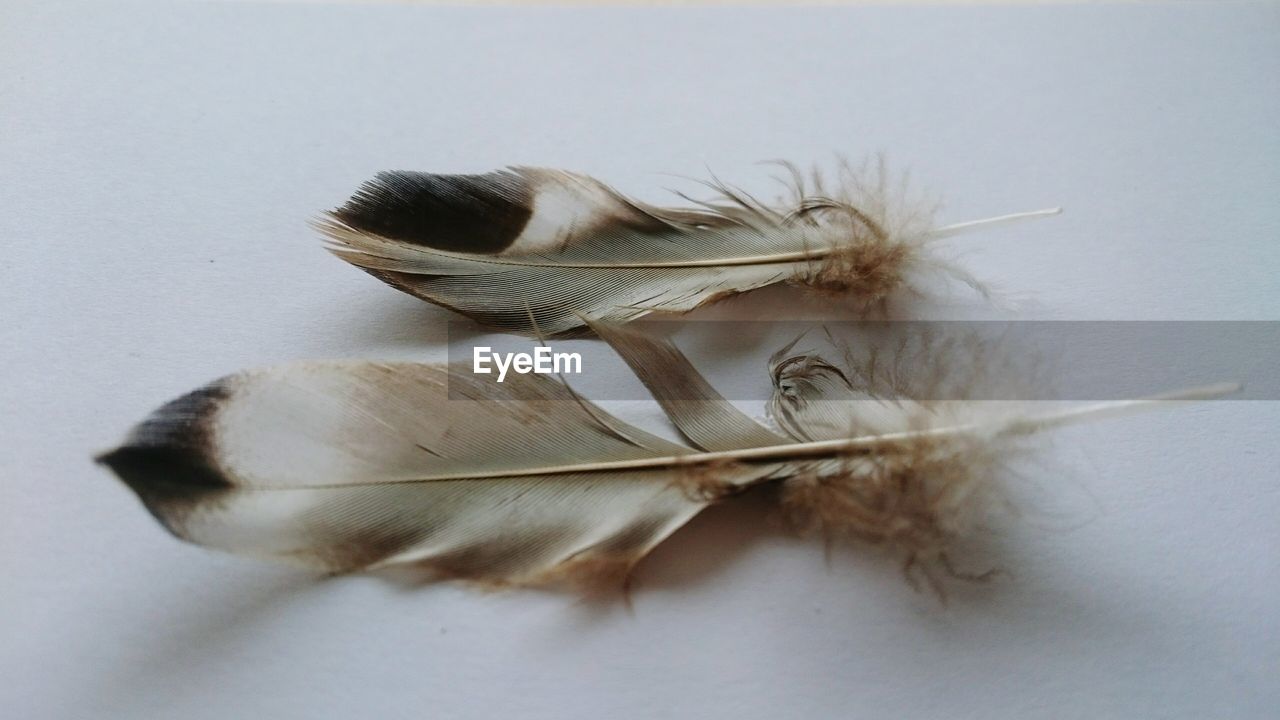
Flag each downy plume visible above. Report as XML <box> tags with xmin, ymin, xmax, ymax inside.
<box><xmin>767</xmin><ymin>327</ymin><xmax>1049</xmax><ymax>591</ymax></box>
<box><xmin>96</xmin><ymin>324</ymin><xmax>1234</xmax><ymax>594</ymax></box>
<box><xmin>319</xmin><ymin>158</ymin><xmax>1061</xmax><ymax>336</ymax></box>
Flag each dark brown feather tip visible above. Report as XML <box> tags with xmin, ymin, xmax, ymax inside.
<box><xmin>96</xmin><ymin>382</ymin><xmax>233</xmax><ymax>534</ymax></box>
<box><xmin>330</xmin><ymin>169</ymin><xmax>533</xmax><ymax>253</ymax></box>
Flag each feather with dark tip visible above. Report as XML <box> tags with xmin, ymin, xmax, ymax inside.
<box><xmin>97</xmin><ymin>328</ymin><xmax>1234</xmax><ymax>593</ymax></box>
<box><xmin>318</xmin><ymin>161</ymin><xmax>1062</xmax><ymax>335</ymax></box>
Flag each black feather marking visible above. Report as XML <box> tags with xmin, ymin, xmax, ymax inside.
<box><xmin>331</xmin><ymin>169</ymin><xmax>534</xmax><ymax>253</ymax></box>
<box><xmin>96</xmin><ymin>382</ymin><xmax>233</xmax><ymax>534</ymax></box>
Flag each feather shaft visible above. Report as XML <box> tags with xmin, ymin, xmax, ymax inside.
<box><xmin>274</xmin><ymin>382</ymin><xmax>1238</xmax><ymax>489</ymax></box>
<box><xmin>925</xmin><ymin>207</ymin><xmax>1063</xmax><ymax>240</ymax></box>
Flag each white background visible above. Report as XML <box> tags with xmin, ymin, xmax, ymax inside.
<box><xmin>2</xmin><ymin>2</ymin><xmax>1277</xmax><ymax>718</ymax></box>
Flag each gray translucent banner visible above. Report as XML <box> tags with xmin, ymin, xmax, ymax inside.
<box><xmin>446</xmin><ymin>321</ymin><xmax>1278</xmax><ymax>401</ymax></box>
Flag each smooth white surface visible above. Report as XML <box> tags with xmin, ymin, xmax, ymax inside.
<box><xmin>2</xmin><ymin>2</ymin><xmax>1278</xmax><ymax>718</ymax></box>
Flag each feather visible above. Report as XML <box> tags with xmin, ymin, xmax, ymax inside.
<box><xmin>97</xmin><ymin>329</ymin><xmax>1235</xmax><ymax>593</ymax></box>
<box><xmin>318</xmin><ymin>160</ymin><xmax>1061</xmax><ymax>335</ymax></box>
